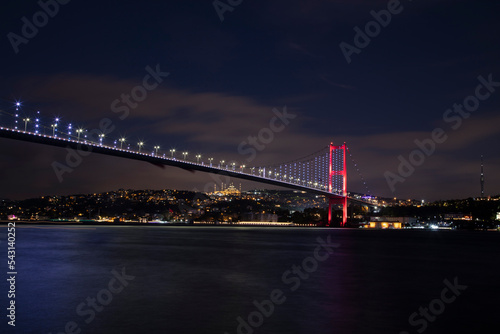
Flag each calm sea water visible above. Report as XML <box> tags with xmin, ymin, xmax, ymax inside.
<box><xmin>1</xmin><ymin>225</ymin><xmax>499</xmax><ymax>334</ymax></box>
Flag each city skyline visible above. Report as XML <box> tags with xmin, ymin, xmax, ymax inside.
<box><xmin>1</xmin><ymin>0</ymin><xmax>499</xmax><ymax>201</ymax></box>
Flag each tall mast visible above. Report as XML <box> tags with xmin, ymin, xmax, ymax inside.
<box><xmin>480</xmin><ymin>155</ymin><xmax>484</xmax><ymax>198</ymax></box>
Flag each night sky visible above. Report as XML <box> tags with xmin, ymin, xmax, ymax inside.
<box><xmin>0</xmin><ymin>0</ymin><xmax>499</xmax><ymax>201</ymax></box>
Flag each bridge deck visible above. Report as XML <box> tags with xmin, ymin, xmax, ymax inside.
<box><xmin>0</xmin><ymin>127</ymin><xmax>373</xmax><ymax>205</ymax></box>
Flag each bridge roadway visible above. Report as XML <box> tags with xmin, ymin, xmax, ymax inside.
<box><xmin>0</xmin><ymin>127</ymin><xmax>372</xmax><ymax>205</ymax></box>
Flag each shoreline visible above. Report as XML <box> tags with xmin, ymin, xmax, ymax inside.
<box><xmin>1</xmin><ymin>220</ymin><xmax>498</xmax><ymax>231</ymax></box>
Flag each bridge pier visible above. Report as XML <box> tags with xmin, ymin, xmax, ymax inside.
<box><xmin>327</xmin><ymin>196</ymin><xmax>347</xmax><ymax>227</ymax></box>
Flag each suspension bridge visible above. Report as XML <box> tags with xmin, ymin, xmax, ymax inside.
<box><xmin>0</xmin><ymin>103</ymin><xmax>375</xmax><ymax>226</ymax></box>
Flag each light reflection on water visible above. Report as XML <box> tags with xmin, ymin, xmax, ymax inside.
<box><xmin>2</xmin><ymin>226</ymin><xmax>499</xmax><ymax>334</ymax></box>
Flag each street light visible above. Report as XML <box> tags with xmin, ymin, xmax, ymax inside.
<box><xmin>196</xmin><ymin>154</ymin><xmax>201</xmax><ymax>163</ymax></box>
<box><xmin>241</xmin><ymin>165</ymin><xmax>245</xmax><ymax>173</ymax></box>
<box><xmin>219</xmin><ymin>160</ymin><xmax>225</xmax><ymax>168</ymax></box>
<box><xmin>76</xmin><ymin>129</ymin><xmax>84</xmax><ymax>142</ymax></box>
<box><xmin>34</xmin><ymin>113</ymin><xmax>40</xmax><ymax>134</ymax></box>
<box><xmin>54</xmin><ymin>117</ymin><xmax>60</xmax><ymax>137</ymax></box>
<box><xmin>119</xmin><ymin>137</ymin><xmax>126</xmax><ymax>149</ymax></box>
<box><xmin>170</xmin><ymin>149</ymin><xmax>176</xmax><ymax>158</ymax></box>
<box><xmin>182</xmin><ymin>152</ymin><xmax>188</xmax><ymax>160</ymax></box>
<box><xmin>231</xmin><ymin>162</ymin><xmax>236</xmax><ymax>171</ymax></box>
<box><xmin>51</xmin><ymin>124</ymin><xmax>57</xmax><ymax>137</ymax></box>
<box><xmin>23</xmin><ymin>118</ymin><xmax>30</xmax><ymax>131</ymax></box>
<box><xmin>99</xmin><ymin>134</ymin><xmax>105</xmax><ymax>146</ymax></box>
<box><xmin>208</xmin><ymin>158</ymin><xmax>213</xmax><ymax>167</ymax></box>
<box><xmin>154</xmin><ymin>146</ymin><xmax>160</xmax><ymax>155</ymax></box>
<box><xmin>138</xmin><ymin>141</ymin><xmax>144</xmax><ymax>153</ymax></box>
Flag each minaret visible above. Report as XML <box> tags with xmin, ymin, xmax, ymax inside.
<box><xmin>480</xmin><ymin>155</ymin><xmax>484</xmax><ymax>198</ymax></box>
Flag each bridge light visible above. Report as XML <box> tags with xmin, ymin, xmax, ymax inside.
<box><xmin>170</xmin><ymin>149</ymin><xmax>176</xmax><ymax>158</ymax></box>
<box><xmin>51</xmin><ymin>124</ymin><xmax>57</xmax><ymax>137</ymax></box>
<box><xmin>119</xmin><ymin>137</ymin><xmax>126</xmax><ymax>149</ymax></box>
<box><xmin>182</xmin><ymin>152</ymin><xmax>188</xmax><ymax>160</ymax></box>
<box><xmin>196</xmin><ymin>154</ymin><xmax>201</xmax><ymax>163</ymax></box>
<box><xmin>23</xmin><ymin>118</ymin><xmax>30</xmax><ymax>132</ymax></box>
<box><xmin>138</xmin><ymin>141</ymin><xmax>144</xmax><ymax>153</ymax></box>
<box><xmin>208</xmin><ymin>158</ymin><xmax>213</xmax><ymax>167</ymax></box>
<box><xmin>154</xmin><ymin>146</ymin><xmax>160</xmax><ymax>155</ymax></box>
<box><xmin>76</xmin><ymin>129</ymin><xmax>84</xmax><ymax>142</ymax></box>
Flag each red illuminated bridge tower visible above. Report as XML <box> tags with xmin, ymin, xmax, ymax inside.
<box><xmin>328</xmin><ymin>142</ymin><xmax>347</xmax><ymax>226</ymax></box>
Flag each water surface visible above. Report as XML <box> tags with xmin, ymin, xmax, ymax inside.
<box><xmin>2</xmin><ymin>225</ymin><xmax>499</xmax><ymax>333</ymax></box>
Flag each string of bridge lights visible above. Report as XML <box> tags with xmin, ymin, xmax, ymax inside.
<box><xmin>0</xmin><ymin>100</ymin><xmax>353</xmax><ymax>194</ymax></box>
<box><xmin>346</xmin><ymin>147</ymin><xmax>371</xmax><ymax>195</ymax></box>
